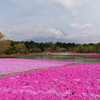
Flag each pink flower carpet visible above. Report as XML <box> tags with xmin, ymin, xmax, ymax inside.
<box><xmin>0</xmin><ymin>61</ymin><xmax>100</xmax><ymax>100</ymax></box>
<box><xmin>0</xmin><ymin>58</ymin><xmax>76</xmax><ymax>76</ymax></box>
<box><xmin>86</xmin><ymin>53</ymin><xmax>100</xmax><ymax>57</ymax></box>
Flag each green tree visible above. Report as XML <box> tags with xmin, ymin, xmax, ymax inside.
<box><xmin>0</xmin><ymin>31</ymin><xmax>11</xmax><ymax>57</ymax></box>
<box><xmin>18</xmin><ymin>43</ymin><xmax>28</xmax><ymax>55</ymax></box>
<box><xmin>77</xmin><ymin>45</ymin><xmax>84</xmax><ymax>53</ymax></box>
<box><xmin>95</xmin><ymin>43</ymin><xmax>100</xmax><ymax>53</ymax></box>
<box><xmin>38</xmin><ymin>42</ymin><xmax>44</xmax><ymax>52</ymax></box>
<box><xmin>88</xmin><ymin>46</ymin><xmax>96</xmax><ymax>53</ymax></box>
<box><xmin>48</xmin><ymin>42</ymin><xmax>55</xmax><ymax>52</ymax></box>
<box><xmin>24</xmin><ymin>41</ymin><xmax>30</xmax><ymax>50</ymax></box>
<box><xmin>54</xmin><ymin>46</ymin><xmax>60</xmax><ymax>52</ymax></box>
<box><xmin>11</xmin><ymin>44</ymin><xmax>19</xmax><ymax>54</ymax></box>
<box><xmin>31</xmin><ymin>47</ymin><xmax>41</xmax><ymax>53</ymax></box>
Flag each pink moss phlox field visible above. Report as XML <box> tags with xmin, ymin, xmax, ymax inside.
<box><xmin>0</xmin><ymin>58</ymin><xmax>76</xmax><ymax>76</ymax></box>
<box><xmin>86</xmin><ymin>53</ymin><xmax>100</xmax><ymax>57</ymax></box>
<box><xmin>0</xmin><ymin>63</ymin><xmax>100</xmax><ymax>99</ymax></box>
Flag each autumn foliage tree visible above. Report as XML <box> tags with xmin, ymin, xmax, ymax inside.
<box><xmin>0</xmin><ymin>31</ymin><xmax>11</xmax><ymax>57</ymax></box>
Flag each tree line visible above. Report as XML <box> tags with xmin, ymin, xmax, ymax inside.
<box><xmin>0</xmin><ymin>32</ymin><xmax>100</xmax><ymax>56</ymax></box>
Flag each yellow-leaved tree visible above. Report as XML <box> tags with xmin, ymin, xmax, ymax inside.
<box><xmin>0</xmin><ymin>31</ymin><xmax>11</xmax><ymax>57</ymax></box>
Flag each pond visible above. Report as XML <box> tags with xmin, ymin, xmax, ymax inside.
<box><xmin>17</xmin><ymin>55</ymin><xmax>100</xmax><ymax>64</ymax></box>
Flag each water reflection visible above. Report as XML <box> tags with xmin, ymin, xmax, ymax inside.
<box><xmin>18</xmin><ymin>55</ymin><xmax>100</xmax><ymax>64</ymax></box>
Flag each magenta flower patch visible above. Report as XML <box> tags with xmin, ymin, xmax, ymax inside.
<box><xmin>86</xmin><ymin>53</ymin><xmax>100</xmax><ymax>57</ymax></box>
<box><xmin>0</xmin><ymin>63</ymin><xmax>100</xmax><ymax>99</ymax></box>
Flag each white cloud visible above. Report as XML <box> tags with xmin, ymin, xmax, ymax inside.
<box><xmin>1</xmin><ymin>25</ymin><xmax>66</xmax><ymax>41</ymax></box>
<box><xmin>53</xmin><ymin>0</ymin><xmax>89</xmax><ymax>8</ymax></box>
<box><xmin>71</xmin><ymin>10</ymin><xmax>77</xmax><ymax>17</ymax></box>
<box><xmin>65</xmin><ymin>32</ymin><xmax>100</xmax><ymax>43</ymax></box>
<box><xmin>34</xmin><ymin>23</ymin><xmax>48</xmax><ymax>27</ymax></box>
<box><xmin>1</xmin><ymin>24</ymin><xmax>99</xmax><ymax>43</ymax></box>
<box><xmin>50</xmin><ymin>18</ymin><xmax>57</xmax><ymax>22</ymax></box>
<box><xmin>70</xmin><ymin>23</ymin><xmax>94</xmax><ymax>30</ymax></box>
<box><xmin>32</xmin><ymin>28</ymin><xmax>65</xmax><ymax>39</ymax></box>
<box><xmin>1</xmin><ymin>27</ymin><xmax>31</xmax><ymax>41</ymax></box>
<box><xmin>0</xmin><ymin>29</ymin><xmax>2</xmax><ymax>33</ymax></box>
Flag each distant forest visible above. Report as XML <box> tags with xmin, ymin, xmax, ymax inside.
<box><xmin>4</xmin><ymin>40</ymin><xmax>100</xmax><ymax>55</ymax></box>
<box><xmin>0</xmin><ymin>31</ymin><xmax>100</xmax><ymax>57</ymax></box>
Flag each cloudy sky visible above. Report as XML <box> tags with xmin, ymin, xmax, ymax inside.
<box><xmin>0</xmin><ymin>0</ymin><xmax>100</xmax><ymax>43</ymax></box>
